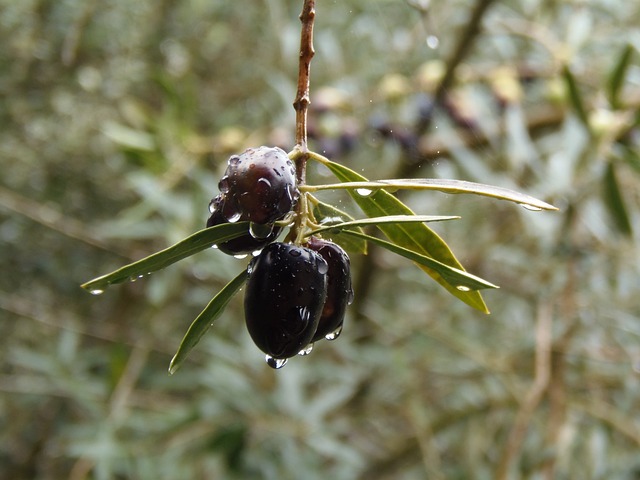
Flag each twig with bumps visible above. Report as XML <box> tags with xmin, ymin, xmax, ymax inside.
<box><xmin>292</xmin><ymin>0</ymin><xmax>316</xmax><ymax>185</ymax></box>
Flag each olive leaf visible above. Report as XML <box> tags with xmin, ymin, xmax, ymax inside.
<box><xmin>169</xmin><ymin>270</ymin><xmax>247</xmax><ymax>374</ymax></box>
<box><xmin>309</xmin><ymin>151</ymin><xmax>490</xmax><ymax>313</ymax></box>
<box><xmin>340</xmin><ymin>229</ymin><xmax>499</xmax><ymax>291</ymax></box>
<box><xmin>562</xmin><ymin>65</ymin><xmax>590</xmax><ymax>129</ymax></box>
<box><xmin>603</xmin><ymin>161</ymin><xmax>633</xmax><ymax>236</ymax></box>
<box><xmin>306</xmin><ymin>179</ymin><xmax>557</xmax><ymax>211</ymax></box>
<box><xmin>81</xmin><ymin>222</ymin><xmax>250</xmax><ymax>294</ymax></box>
<box><xmin>308</xmin><ymin>214</ymin><xmax>460</xmax><ymax>236</ymax></box>
<box><xmin>607</xmin><ymin>44</ymin><xmax>633</xmax><ymax>109</ymax></box>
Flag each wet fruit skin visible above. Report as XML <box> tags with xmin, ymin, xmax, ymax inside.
<box><xmin>220</xmin><ymin>146</ymin><xmax>299</xmax><ymax>225</ymax></box>
<box><xmin>206</xmin><ymin>146</ymin><xmax>298</xmax><ymax>255</ymax></box>
<box><xmin>244</xmin><ymin>242</ymin><xmax>328</xmax><ymax>359</ymax></box>
<box><xmin>306</xmin><ymin>237</ymin><xmax>353</xmax><ymax>342</ymax></box>
<box><xmin>206</xmin><ymin>195</ymin><xmax>281</xmax><ymax>255</ymax></box>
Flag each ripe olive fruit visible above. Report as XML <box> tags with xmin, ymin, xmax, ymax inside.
<box><xmin>306</xmin><ymin>237</ymin><xmax>353</xmax><ymax>342</ymax></box>
<box><xmin>206</xmin><ymin>195</ymin><xmax>281</xmax><ymax>255</ymax></box>
<box><xmin>244</xmin><ymin>242</ymin><xmax>328</xmax><ymax>359</ymax></box>
<box><xmin>220</xmin><ymin>146</ymin><xmax>299</xmax><ymax>225</ymax></box>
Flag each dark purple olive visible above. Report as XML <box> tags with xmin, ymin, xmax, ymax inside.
<box><xmin>221</xmin><ymin>146</ymin><xmax>299</xmax><ymax>225</ymax></box>
<box><xmin>206</xmin><ymin>195</ymin><xmax>281</xmax><ymax>255</ymax></box>
<box><xmin>306</xmin><ymin>237</ymin><xmax>353</xmax><ymax>342</ymax></box>
<box><xmin>244</xmin><ymin>242</ymin><xmax>328</xmax><ymax>359</ymax></box>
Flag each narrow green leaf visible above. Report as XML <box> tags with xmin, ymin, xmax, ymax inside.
<box><xmin>311</xmin><ymin>198</ymin><xmax>367</xmax><ymax>254</ymax></box>
<box><xmin>562</xmin><ymin>65</ymin><xmax>590</xmax><ymax>129</ymax></box>
<box><xmin>309</xmin><ymin>215</ymin><xmax>460</xmax><ymax>236</ymax></box>
<box><xmin>603</xmin><ymin>161</ymin><xmax>633</xmax><ymax>236</ymax></box>
<box><xmin>169</xmin><ymin>270</ymin><xmax>247</xmax><ymax>374</ymax></box>
<box><xmin>341</xmin><ymin>230</ymin><xmax>499</xmax><ymax>291</ymax></box>
<box><xmin>81</xmin><ymin>222</ymin><xmax>250</xmax><ymax>293</ymax></box>
<box><xmin>306</xmin><ymin>179</ymin><xmax>557</xmax><ymax>211</ymax></box>
<box><xmin>310</xmin><ymin>152</ymin><xmax>490</xmax><ymax>313</ymax></box>
<box><xmin>607</xmin><ymin>44</ymin><xmax>633</xmax><ymax>109</ymax></box>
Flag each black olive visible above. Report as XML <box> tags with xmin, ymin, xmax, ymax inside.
<box><xmin>221</xmin><ymin>146</ymin><xmax>299</xmax><ymax>225</ymax></box>
<box><xmin>306</xmin><ymin>237</ymin><xmax>353</xmax><ymax>342</ymax></box>
<box><xmin>244</xmin><ymin>242</ymin><xmax>328</xmax><ymax>359</ymax></box>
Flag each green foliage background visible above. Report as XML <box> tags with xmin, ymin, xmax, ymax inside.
<box><xmin>2</xmin><ymin>0</ymin><xmax>640</xmax><ymax>478</ymax></box>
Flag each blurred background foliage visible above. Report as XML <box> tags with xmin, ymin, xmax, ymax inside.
<box><xmin>1</xmin><ymin>0</ymin><xmax>640</xmax><ymax>478</ymax></box>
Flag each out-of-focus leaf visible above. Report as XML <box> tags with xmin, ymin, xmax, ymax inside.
<box><xmin>307</xmin><ymin>179</ymin><xmax>557</xmax><ymax>211</ymax></box>
<box><xmin>103</xmin><ymin>121</ymin><xmax>155</xmax><ymax>151</ymax></box>
<box><xmin>169</xmin><ymin>270</ymin><xmax>246</xmax><ymax>374</ymax></box>
<box><xmin>308</xmin><ymin>152</ymin><xmax>490</xmax><ymax>313</ymax></box>
<box><xmin>562</xmin><ymin>65</ymin><xmax>590</xmax><ymax>129</ymax></box>
<box><xmin>309</xmin><ymin>214</ymin><xmax>460</xmax><ymax>236</ymax></box>
<box><xmin>607</xmin><ymin>44</ymin><xmax>633</xmax><ymax>109</ymax></box>
<box><xmin>81</xmin><ymin>223</ymin><xmax>250</xmax><ymax>293</ymax></box>
<box><xmin>311</xmin><ymin>198</ymin><xmax>367</xmax><ymax>254</ymax></box>
<box><xmin>603</xmin><ymin>161</ymin><xmax>633</xmax><ymax>236</ymax></box>
<box><xmin>341</xmin><ymin>230</ymin><xmax>499</xmax><ymax>291</ymax></box>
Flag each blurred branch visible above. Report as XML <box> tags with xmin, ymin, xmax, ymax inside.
<box><xmin>496</xmin><ymin>300</ymin><xmax>553</xmax><ymax>480</ymax></box>
<box><xmin>0</xmin><ymin>186</ymin><xmax>132</xmax><ymax>259</ymax></box>
<box><xmin>415</xmin><ymin>0</ymin><xmax>498</xmax><ymax>137</ymax></box>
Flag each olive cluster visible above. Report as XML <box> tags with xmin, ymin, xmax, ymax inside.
<box><xmin>207</xmin><ymin>146</ymin><xmax>353</xmax><ymax>368</ymax></box>
<box><xmin>245</xmin><ymin>239</ymin><xmax>352</xmax><ymax>368</ymax></box>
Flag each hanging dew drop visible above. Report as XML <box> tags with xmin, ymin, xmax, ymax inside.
<box><xmin>456</xmin><ymin>285</ymin><xmax>471</xmax><ymax>292</ymax></box>
<box><xmin>89</xmin><ymin>289</ymin><xmax>105</xmax><ymax>296</ymax></box>
<box><xmin>265</xmin><ymin>355</ymin><xmax>288</xmax><ymax>369</ymax></box>
<box><xmin>325</xmin><ymin>325</ymin><xmax>343</xmax><ymax>341</ymax></box>
<box><xmin>249</xmin><ymin>222</ymin><xmax>273</xmax><ymax>240</ymax></box>
<box><xmin>298</xmin><ymin>343</ymin><xmax>314</xmax><ymax>356</ymax></box>
<box><xmin>356</xmin><ymin>188</ymin><xmax>373</xmax><ymax>197</ymax></box>
<box><xmin>519</xmin><ymin>203</ymin><xmax>543</xmax><ymax>212</ymax></box>
<box><xmin>226</xmin><ymin>211</ymin><xmax>242</xmax><ymax>223</ymax></box>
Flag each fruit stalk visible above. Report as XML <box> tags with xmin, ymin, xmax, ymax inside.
<box><xmin>292</xmin><ymin>0</ymin><xmax>316</xmax><ymax>186</ymax></box>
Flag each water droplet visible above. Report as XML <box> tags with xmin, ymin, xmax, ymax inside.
<box><xmin>281</xmin><ymin>211</ymin><xmax>296</xmax><ymax>225</ymax></box>
<box><xmin>325</xmin><ymin>325</ymin><xmax>342</xmax><ymax>341</ymax></box>
<box><xmin>319</xmin><ymin>216</ymin><xmax>344</xmax><ymax>225</ymax></box>
<box><xmin>226</xmin><ymin>211</ymin><xmax>242</xmax><ymax>223</ymax></box>
<box><xmin>256</xmin><ymin>177</ymin><xmax>272</xmax><ymax>194</ymax></box>
<box><xmin>289</xmin><ymin>248</ymin><xmax>302</xmax><ymax>257</ymax></box>
<box><xmin>456</xmin><ymin>285</ymin><xmax>471</xmax><ymax>292</ymax></box>
<box><xmin>228</xmin><ymin>155</ymin><xmax>240</xmax><ymax>167</ymax></box>
<box><xmin>249</xmin><ymin>222</ymin><xmax>273</xmax><ymax>240</ymax></box>
<box><xmin>316</xmin><ymin>258</ymin><xmax>329</xmax><ymax>275</ymax></box>
<box><xmin>519</xmin><ymin>203</ymin><xmax>543</xmax><ymax>212</ymax></box>
<box><xmin>218</xmin><ymin>176</ymin><xmax>230</xmax><ymax>194</ymax></box>
<box><xmin>251</xmin><ymin>249</ymin><xmax>262</xmax><ymax>257</ymax></box>
<box><xmin>211</xmin><ymin>244</ymin><xmax>219</xmax><ymax>249</ymax></box>
<box><xmin>90</xmin><ymin>288</ymin><xmax>105</xmax><ymax>296</ymax></box>
<box><xmin>298</xmin><ymin>343</ymin><xmax>314</xmax><ymax>356</ymax></box>
<box><xmin>234</xmin><ymin>253</ymin><xmax>248</xmax><ymax>260</ymax></box>
<box><xmin>347</xmin><ymin>288</ymin><xmax>355</xmax><ymax>305</ymax></box>
<box><xmin>208</xmin><ymin>199</ymin><xmax>217</xmax><ymax>214</ymax></box>
<box><xmin>356</xmin><ymin>188</ymin><xmax>373</xmax><ymax>197</ymax></box>
<box><xmin>265</xmin><ymin>355</ymin><xmax>288</xmax><ymax>369</ymax></box>
<box><xmin>426</xmin><ymin>35</ymin><xmax>439</xmax><ymax>49</ymax></box>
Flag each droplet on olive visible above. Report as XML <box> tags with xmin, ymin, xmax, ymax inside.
<box><xmin>306</xmin><ymin>237</ymin><xmax>353</xmax><ymax>342</ymax></box>
<box><xmin>244</xmin><ymin>242</ymin><xmax>328</xmax><ymax>359</ymax></box>
<box><xmin>206</xmin><ymin>195</ymin><xmax>281</xmax><ymax>255</ymax></box>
